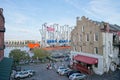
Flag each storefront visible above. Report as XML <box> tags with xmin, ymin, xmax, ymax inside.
<box><xmin>71</xmin><ymin>54</ymin><xmax>98</xmax><ymax>74</ymax></box>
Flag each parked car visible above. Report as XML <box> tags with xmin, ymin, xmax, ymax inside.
<box><xmin>14</xmin><ymin>70</ymin><xmax>33</xmax><ymax>79</ymax></box>
<box><xmin>14</xmin><ymin>66</ymin><xmax>21</xmax><ymax>71</ymax></box>
<box><xmin>57</xmin><ymin>66</ymin><xmax>66</xmax><ymax>73</ymax></box>
<box><xmin>67</xmin><ymin>70</ymin><xmax>81</xmax><ymax>77</ymax></box>
<box><xmin>52</xmin><ymin>55</ymin><xmax>64</xmax><ymax>58</ymax></box>
<box><xmin>29</xmin><ymin>60</ymin><xmax>35</xmax><ymax>63</ymax></box>
<box><xmin>69</xmin><ymin>73</ymin><xmax>86</xmax><ymax>80</ymax></box>
<box><xmin>26</xmin><ymin>70</ymin><xmax>35</xmax><ymax>74</ymax></box>
<box><xmin>64</xmin><ymin>57</ymin><xmax>70</xmax><ymax>61</ymax></box>
<box><xmin>24</xmin><ymin>60</ymin><xmax>29</xmax><ymax>64</ymax></box>
<box><xmin>59</xmin><ymin>68</ymin><xmax>72</xmax><ymax>76</ymax></box>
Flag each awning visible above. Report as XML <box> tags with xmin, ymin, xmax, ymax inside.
<box><xmin>73</xmin><ymin>55</ymin><xmax>98</xmax><ymax>64</ymax></box>
<box><xmin>0</xmin><ymin>57</ymin><xmax>13</xmax><ymax>80</ymax></box>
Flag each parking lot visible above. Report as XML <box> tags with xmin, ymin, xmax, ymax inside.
<box><xmin>11</xmin><ymin>49</ymin><xmax>120</xmax><ymax>80</ymax></box>
<box><xmin>20</xmin><ymin>61</ymin><xmax>69</xmax><ymax>80</ymax></box>
<box><xmin>17</xmin><ymin>61</ymin><xmax>120</xmax><ymax>80</ymax></box>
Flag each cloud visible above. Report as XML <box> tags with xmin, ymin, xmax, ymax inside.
<box><xmin>17</xmin><ymin>29</ymin><xmax>31</xmax><ymax>33</ymax></box>
<box><xmin>83</xmin><ymin>0</ymin><xmax>120</xmax><ymax>25</ymax></box>
<box><xmin>65</xmin><ymin>0</ymin><xmax>83</xmax><ymax>10</ymax></box>
<box><xmin>65</xmin><ymin>0</ymin><xmax>120</xmax><ymax>25</ymax></box>
<box><xmin>13</xmin><ymin>13</ymin><xmax>29</xmax><ymax>24</ymax></box>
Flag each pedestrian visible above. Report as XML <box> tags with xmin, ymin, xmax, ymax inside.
<box><xmin>46</xmin><ymin>64</ymin><xmax>49</xmax><ymax>70</ymax></box>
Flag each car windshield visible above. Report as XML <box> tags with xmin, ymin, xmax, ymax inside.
<box><xmin>19</xmin><ymin>72</ymin><xmax>24</xmax><ymax>75</ymax></box>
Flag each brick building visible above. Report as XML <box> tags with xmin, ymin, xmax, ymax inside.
<box><xmin>70</xmin><ymin>16</ymin><xmax>120</xmax><ymax>75</ymax></box>
<box><xmin>0</xmin><ymin>8</ymin><xmax>13</xmax><ymax>80</ymax></box>
<box><xmin>0</xmin><ymin>8</ymin><xmax>5</xmax><ymax>61</ymax></box>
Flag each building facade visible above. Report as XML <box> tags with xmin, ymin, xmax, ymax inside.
<box><xmin>0</xmin><ymin>8</ymin><xmax>14</xmax><ymax>80</ymax></box>
<box><xmin>0</xmin><ymin>8</ymin><xmax>5</xmax><ymax>61</ymax></box>
<box><xmin>70</xmin><ymin>16</ymin><xmax>120</xmax><ymax>75</ymax></box>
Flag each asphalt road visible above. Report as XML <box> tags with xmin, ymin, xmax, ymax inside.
<box><xmin>20</xmin><ymin>61</ymin><xmax>69</xmax><ymax>80</ymax></box>
<box><xmin>20</xmin><ymin>62</ymin><xmax>120</xmax><ymax>80</ymax></box>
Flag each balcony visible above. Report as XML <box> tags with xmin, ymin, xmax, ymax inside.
<box><xmin>113</xmin><ymin>35</ymin><xmax>120</xmax><ymax>46</ymax></box>
<box><xmin>113</xmin><ymin>41</ymin><xmax>120</xmax><ymax>46</ymax></box>
<box><xmin>118</xmin><ymin>54</ymin><xmax>120</xmax><ymax>57</ymax></box>
<box><xmin>118</xmin><ymin>51</ymin><xmax>120</xmax><ymax>57</ymax></box>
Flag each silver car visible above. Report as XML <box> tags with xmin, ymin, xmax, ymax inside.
<box><xmin>57</xmin><ymin>66</ymin><xmax>65</xmax><ymax>73</ymax></box>
<box><xmin>59</xmin><ymin>68</ymin><xmax>71</xmax><ymax>75</ymax></box>
<box><xmin>69</xmin><ymin>73</ymin><xmax>86</xmax><ymax>80</ymax></box>
<box><xmin>14</xmin><ymin>70</ymin><xmax>33</xmax><ymax>79</ymax></box>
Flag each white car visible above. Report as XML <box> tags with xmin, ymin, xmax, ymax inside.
<box><xmin>14</xmin><ymin>70</ymin><xmax>33</xmax><ymax>79</ymax></box>
<box><xmin>59</xmin><ymin>68</ymin><xmax>71</xmax><ymax>75</ymax></box>
<box><xmin>69</xmin><ymin>73</ymin><xmax>86</xmax><ymax>80</ymax></box>
<box><xmin>57</xmin><ymin>66</ymin><xmax>66</xmax><ymax>73</ymax></box>
<box><xmin>26</xmin><ymin>70</ymin><xmax>35</xmax><ymax>74</ymax></box>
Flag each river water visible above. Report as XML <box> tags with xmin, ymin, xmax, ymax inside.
<box><xmin>4</xmin><ymin>47</ymin><xmax>34</xmax><ymax>57</ymax></box>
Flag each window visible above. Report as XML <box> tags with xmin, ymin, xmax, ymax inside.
<box><xmin>94</xmin><ymin>33</ymin><xmax>98</xmax><ymax>41</ymax></box>
<box><xmin>75</xmin><ymin>46</ymin><xmax>77</xmax><ymax>51</ymax></box>
<box><xmin>94</xmin><ymin>64</ymin><xmax>98</xmax><ymax>68</ymax></box>
<box><xmin>82</xmin><ymin>25</ymin><xmax>84</xmax><ymax>32</ymax></box>
<box><xmin>73</xmin><ymin>36</ymin><xmax>76</xmax><ymax>42</ymax></box>
<box><xmin>73</xmin><ymin>46</ymin><xmax>76</xmax><ymax>51</ymax></box>
<box><xmin>79</xmin><ymin>34</ymin><xmax>82</xmax><ymax>41</ymax></box>
<box><xmin>86</xmin><ymin>34</ymin><xmax>89</xmax><ymax>41</ymax></box>
<box><xmin>80</xmin><ymin>46</ymin><xmax>82</xmax><ymax>52</ymax></box>
<box><xmin>94</xmin><ymin>47</ymin><xmax>98</xmax><ymax>54</ymax></box>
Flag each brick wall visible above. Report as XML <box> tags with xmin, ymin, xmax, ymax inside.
<box><xmin>71</xmin><ymin>16</ymin><xmax>103</xmax><ymax>55</ymax></box>
<box><xmin>0</xmin><ymin>8</ymin><xmax>5</xmax><ymax>61</ymax></box>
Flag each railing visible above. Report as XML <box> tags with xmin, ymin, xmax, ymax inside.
<box><xmin>113</xmin><ymin>42</ymin><xmax>120</xmax><ymax>46</ymax></box>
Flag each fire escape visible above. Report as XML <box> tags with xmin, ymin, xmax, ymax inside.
<box><xmin>113</xmin><ymin>34</ymin><xmax>120</xmax><ymax>57</ymax></box>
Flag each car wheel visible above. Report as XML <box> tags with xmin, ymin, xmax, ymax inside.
<box><xmin>16</xmin><ymin>77</ymin><xmax>20</xmax><ymax>80</ymax></box>
<box><xmin>28</xmin><ymin>75</ymin><xmax>32</xmax><ymax>77</ymax></box>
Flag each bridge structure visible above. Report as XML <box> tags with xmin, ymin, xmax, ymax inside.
<box><xmin>5</xmin><ymin>40</ymin><xmax>40</xmax><ymax>47</ymax></box>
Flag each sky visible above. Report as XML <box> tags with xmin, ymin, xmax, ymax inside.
<box><xmin>0</xmin><ymin>0</ymin><xmax>120</xmax><ymax>40</ymax></box>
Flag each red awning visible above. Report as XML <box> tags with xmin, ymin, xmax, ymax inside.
<box><xmin>73</xmin><ymin>55</ymin><xmax>98</xmax><ymax>64</ymax></box>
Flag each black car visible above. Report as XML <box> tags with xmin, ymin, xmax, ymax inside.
<box><xmin>13</xmin><ymin>66</ymin><xmax>21</xmax><ymax>71</ymax></box>
<box><xmin>67</xmin><ymin>70</ymin><xmax>81</xmax><ymax>77</ymax></box>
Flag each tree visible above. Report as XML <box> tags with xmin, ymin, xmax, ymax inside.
<box><xmin>32</xmin><ymin>48</ymin><xmax>50</xmax><ymax>59</ymax></box>
<box><xmin>9</xmin><ymin>49</ymin><xmax>30</xmax><ymax>65</ymax></box>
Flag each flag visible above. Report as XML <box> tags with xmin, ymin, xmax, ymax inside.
<box><xmin>46</xmin><ymin>26</ymin><xmax>55</xmax><ymax>32</ymax></box>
